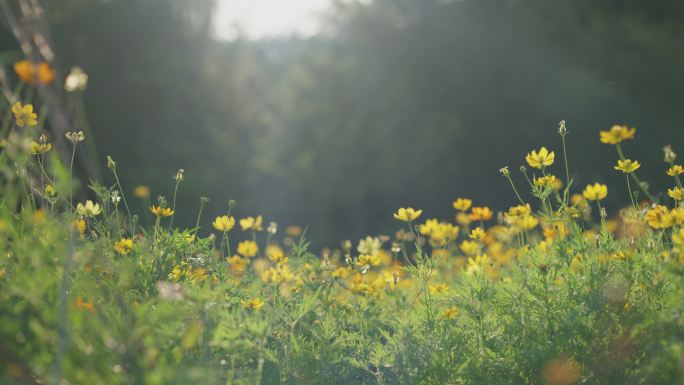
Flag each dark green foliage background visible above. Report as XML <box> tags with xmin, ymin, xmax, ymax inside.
<box><xmin>5</xmin><ymin>0</ymin><xmax>684</xmax><ymax>245</ymax></box>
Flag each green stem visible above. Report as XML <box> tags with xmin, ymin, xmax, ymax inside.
<box><xmin>616</xmin><ymin>144</ymin><xmax>656</xmax><ymax>202</ymax></box>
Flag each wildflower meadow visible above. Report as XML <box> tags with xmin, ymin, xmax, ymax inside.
<box><xmin>3</xmin><ymin>2</ymin><xmax>684</xmax><ymax>384</ymax></box>
<box><xmin>2</xmin><ymin>61</ymin><xmax>684</xmax><ymax>385</ymax></box>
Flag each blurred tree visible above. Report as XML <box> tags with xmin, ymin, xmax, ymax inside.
<box><xmin>5</xmin><ymin>0</ymin><xmax>681</xmax><ymax>245</ymax></box>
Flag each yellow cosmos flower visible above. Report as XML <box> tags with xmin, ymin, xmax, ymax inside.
<box><xmin>331</xmin><ymin>267</ymin><xmax>351</xmax><ymax>278</ymax></box>
<box><xmin>30</xmin><ymin>141</ymin><xmax>52</xmax><ymax>154</ymax></box>
<box><xmin>507</xmin><ymin>204</ymin><xmax>532</xmax><ymax>218</ymax></box>
<box><xmin>667</xmin><ymin>165</ymin><xmax>684</xmax><ymax>177</ymax></box>
<box><xmin>393</xmin><ymin>207</ymin><xmax>422</xmax><ymax>222</ymax></box>
<box><xmin>114</xmin><ymin>238</ymin><xmax>134</xmax><ymax>255</ymax></box>
<box><xmin>133</xmin><ymin>185</ymin><xmax>151</xmax><ymax>199</ymax></box>
<box><xmin>582</xmin><ymin>183</ymin><xmax>607</xmax><ymax>201</ymax></box>
<box><xmin>599</xmin><ymin>125</ymin><xmax>636</xmax><ymax>145</ymax></box>
<box><xmin>452</xmin><ymin>198</ymin><xmax>472</xmax><ymax>211</ymax></box>
<box><xmin>673</xmin><ymin>228</ymin><xmax>684</xmax><ymax>247</ymax></box>
<box><xmin>525</xmin><ymin>147</ymin><xmax>555</xmax><ymax>169</ymax></box>
<box><xmin>534</xmin><ymin>174</ymin><xmax>557</xmax><ymax>187</ymax></box>
<box><xmin>239</xmin><ymin>215</ymin><xmax>264</xmax><ymax>231</ymax></box>
<box><xmin>261</xmin><ymin>263</ymin><xmax>295</xmax><ymax>284</ymax></box>
<box><xmin>150</xmin><ymin>205</ymin><xmax>173</xmax><ymax>217</ymax></box>
<box><xmin>469</xmin><ymin>227</ymin><xmax>486</xmax><ymax>241</ymax></box>
<box><xmin>428</xmin><ymin>283</ymin><xmax>449</xmax><ymax>295</ymax></box>
<box><xmin>285</xmin><ymin>225</ymin><xmax>302</xmax><ymax>237</ymax></box>
<box><xmin>614</xmin><ymin>159</ymin><xmax>641</xmax><ymax>173</ymax></box>
<box><xmin>459</xmin><ymin>240</ymin><xmax>479</xmax><ymax>255</ymax></box>
<box><xmin>465</xmin><ymin>254</ymin><xmax>490</xmax><ymax>275</ymax></box>
<box><xmin>668</xmin><ymin>187</ymin><xmax>684</xmax><ymax>201</ymax></box>
<box><xmin>213</xmin><ymin>215</ymin><xmax>235</xmax><ymax>232</ymax></box>
<box><xmin>71</xmin><ymin>218</ymin><xmax>86</xmax><ymax>236</ymax></box>
<box><xmin>76</xmin><ymin>200</ymin><xmax>101</xmax><ymax>217</ymax></box>
<box><xmin>442</xmin><ymin>306</ymin><xmax>459</xmax><ymax>319</ymax></box>
<box><xmin>516</xmin><ymin>214</ymin><xmax>539</xmax><ymax>230</ymax></box>
<box><xmin>240</xmin><ymin>298</ymin><xmax>265</xmax><ymax>311</ymax></box>
<box><xmin>237</xmin><ymin>240</ymin><xmax>259</xmax><ymax>258</ymax></box>
<box><xmin>455</xmin><ymin>212</ymin><xmax>471</xmax><ymax>226</ymax></box>
<box><xmin>14</xmin><ymin>60</ymin><xmax>55</xmax><ymax>85</ymax></box>
<box><xmin>468</xmin><ymin>206</ymin><xmax>493</xmax><ymax>221</ymax></box>
<box><xmin>645</xmin><ymin>205</ymin><xmax>673</xmax><ymax>229</ymax></box>
<box><xmin>356</xmin><ymin>254</ymin><xmax>381</xmax><ymax>270</ymax></box>
<box><xmin>670</xmin><ymin>207</ymin><xmax>684</xmax><ymax>226</ymax></box>
<box><xmin>266</xmin><ymin>245</ymin><xmax>287</xmax><ymax>264</ymax></box>
<box><xmin>11</xmin><ymin>102</ymin><xmax>38</xmax><ymax>127</ymax></box>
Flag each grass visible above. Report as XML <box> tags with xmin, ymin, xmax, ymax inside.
<box><xmin>2</xmin><ymin>97</ymin><xmax>684</xmax><ymax>385</ymax></box>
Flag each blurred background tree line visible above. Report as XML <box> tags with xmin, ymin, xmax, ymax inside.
<box><xmin>2</xmin><ymin>0</ymin><xmax>684</xmax><ymax>246</ymax></box>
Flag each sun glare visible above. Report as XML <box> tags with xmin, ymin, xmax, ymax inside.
<box><xmin>213</xmin><ymin>0</ymin><xmax>333</xmax><ymax>40</ymax></box>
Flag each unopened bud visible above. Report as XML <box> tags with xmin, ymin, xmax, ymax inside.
<box><xmin>558</xmin><ymin>120</ymin><xmax>567</xmax><ymax>136</ymax></box>
<box><xmin>106</xmin><ymin>156</ymin><xmax>116</xmax><ymax>170</ymax></box>
<box><xmin>663</xmin><ymin>145</ymin><xmax>677</xmax><ymax>163</ymax></box>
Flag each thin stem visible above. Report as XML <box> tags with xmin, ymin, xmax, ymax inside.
<box><xmin>169</xmin><ymin>178</ymin><xmax>181</xmax><ymax>228</ymax></box>
<box><xmin>505</xmin><ymin>174</ymin><xmax>526</xmax><ymax>205</ymax></box>
<box><xmin>69</xmin><ymin>144</ymin><xmax>76</xmax><ymax>208</ymax></box>
<box><xmin>561</xmin><ymin>134</ymin><xmax>571</xmax><ymax>194</ymax></box>
<box><xmin>626</xmin><ymin>174</ymin><xmax>636</xmax><ymax>208</ymax></box>
<box><xmin>111</xmin><ymin>168</ymin><xmax>132</xmax><ymax>233</ymax></box>
<box><xmin>193</xmin><ymin>199</ymin><xmax>207</xmax><ymax>237</ymax></box>
<box><xmin>616</xmin><ymin>144</ymin><xmax>656</xmax><ymax>202</ymax></box>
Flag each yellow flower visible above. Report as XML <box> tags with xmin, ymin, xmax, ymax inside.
<box><xmin>465</xmin><ymin>254</ymin><xmax>490</xmax><ymax>275</ymax></box>
<box><xmin>667</xmin><ymin>165</ymin><xmax>684</xmax><ymax>177</ymax></box>
<box><xmin>240</xmin><ymin>298</ymin><xmax>265</xmax><ymax>311</ymax></box>
<box><xmin>614</xmin><ymin>159</ymin><xmax>641</xmax><ymax>173</ymax></box>
<box><xmin>673</xmin><ymin>228</ymin><xmax>684</xmax><ymax>247</ymax></box>
<box><xmin>76</xmin><ymin>200</ymin><xmax>102</xmax><ymax>217</ymax></box>
<box><xmin>114</xmin><ymin>238</ymin><xmax>134</xmax><ymax>255</ymax></box>
<box><xmin>670</xmin><ymin>207</ymin><xmax>684</xmax><ymax>226</ymax></box>
<box><xmin>459</xmin><ymin>240</ymin><xmax>479</xmax><ymax>255</ymax></box>
<box><xmin>30</xmin><ymin>140</ymin><xmax>52</xmax><ymax>154</ymax></box>
<box><xmin>507</xmin><ymin>204</ymin><xmax>531</xmax><ymax>218</ymax></box>
<box><xmin>11</xmin><ymin>102</ymin><xmax>38</xmax><ymax>127</ymax></box>
<box><xmin>71</xmin><ymin>218</ymin><xmax>86</xmax><ymax>236</ymax></box>
<box><xmin>393</xmin><ymin>207</ymin><xmax>423</xmax><ymax>222</ymax></box>
<box><xmin>213</xmin><ymin>215</ymin><xmax>235</xmax><ymax>232</ymax></box>
<box><xmin>14</xmin><ymin>60</ymin><xmax>55</xmax><ymax>85</ymax></box>
<box><xmin>468</xmin><ymin>206</ymin><xmax>493</xmax><ymax>221</ymax></box>
<box><xmin>582</xmin><ymin>183</ymin><xmax>607</xmax><ymax>201</ymax></box>
<box><xmin>331</xmin><ymin>267</ymin><xmax>351</xmax><ymax>278</ymax></box>
<box><xmin>469</xmin><ymin>227</ymin><xmax>486</xmax><ymax>241</ymax></box>
<box><xmin>357</xmin><ymin>236</ymin><xmax>382</xmax><ymax>255</ymax></box>
<box><xmin>534</xmin><ymin>174</ymin><xmax>557</xmax><ymax>187</ymax></box>
<box><xmin>455</xmin><ymin>212</ymin><xmax>471</xmax><ymax>226</ymax></box>
<box><xmin>150</xmin><ymin>205</ymin><xmax>173</xmax><ymax>217</ymax></box>
<box><xmin>429</xmin><ymin>283</ymin><xmax>449</xmax><ymax>295</ymax></box>
<box><xmin>356</xmin><ymin>254</ymin><xmax>381</xmax><ymax>270</ymax></box>
<box><xmin>452</xmin><ymin>198</ymin><xmax>472</xmax><ymax>211</ymax></box>
<box><xmin>525</xmin><ymin>147</ymin><xmax>555</xmax><ymax>169</ymax></box>
<box><xmin>261</xmin><ymin>263</ymin><xmax>294</xmax><ymax>284</ymax></box>
<box><xmin>44</xmin><ymin>184</ymin><xmax>56</xmax><ymax>198</ymax></box>
<box><xmin>240</xmin><ymin>215</ymin><xmax>263</xmax><ymax>231</ymax></box>
<box><xmin>645</xmin><ymin>205</ymin><xmax>673</xmax><ymax>229</ymax></box>
<box><xmin>599</xmin><ymin>125</ymin><xmax>636</xmax><ymax>145</ymax></box>
<box><xmin>237</xmin><ymin>240</ymin><xmax>259</xmax><ymax>258</ymax></box>
<box><xmin>285</xmin><ymin>225</ymin><xmax>302</xmax><ymax>237</ymax></box>
<box><xmin>516</xmin><ymin>214</ymin><xmax>539</xmax><ymax>230</ymax></box>
<box><xmin>133</xmin><ymin>185</ymin><xmax>151</xmax><ymax>199</ymax></box>
<box><xmin>442</xmin><ymin>306</ymin><xmax>458</xmax><ymax>320</ymax></box>
<box><xmin>266</xmin><ymin>245</ymin><xmax>287</xmax><ymax>264</ymax></box>
<box><xmin>668</xmin><ymin>187</ymin><xmax>684</xmax><ymax>201</ymax></box>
